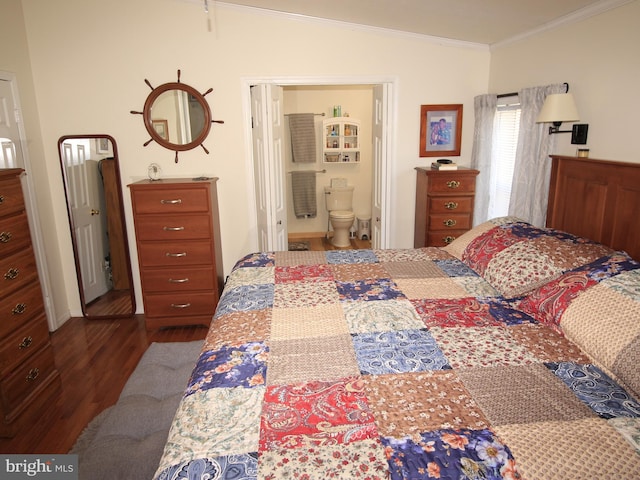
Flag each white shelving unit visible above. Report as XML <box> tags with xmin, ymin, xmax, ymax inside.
<box><xmin>323</xmin><ymin>117</ymin><xmax>360</xmax><ymax>163</ymax></box>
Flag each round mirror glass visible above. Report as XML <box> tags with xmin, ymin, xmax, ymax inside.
<box><xmin>143</xmin><ymin>82</ymin><xmax>211</xmax><ymax>152</ymax></box>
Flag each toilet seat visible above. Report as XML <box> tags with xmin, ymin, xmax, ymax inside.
<box><xmin>329</xmin><ymin>210</ymin><xmax>355</xmax><ymax>219</ymax></box>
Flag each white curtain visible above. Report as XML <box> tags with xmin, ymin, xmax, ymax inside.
<box><xmin>470</xmin><ymin>94</ymin><xmax>497</xmax><ymax>225</ymax></box>
<box><xmin>508</xmin><ymin>83</ymin><xmax>566</xmax><ymax>227</ymax></box>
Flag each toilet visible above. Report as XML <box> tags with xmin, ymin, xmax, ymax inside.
<box><xmin>324</xmin><ymin>182</ymin><xmax>355</xmax><ymax>247</ymax></box>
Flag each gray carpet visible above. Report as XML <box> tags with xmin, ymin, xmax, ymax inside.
<box><xmin>70</xmin><ymin>340</ymin><xmax>203</xmax><ymax>480</ymax></box>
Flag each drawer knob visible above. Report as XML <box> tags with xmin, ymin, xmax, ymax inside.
<box><xmin>169</xmin><ymin>278</ymin><xmax>190</xmax><ymax>283</ymax></box>
<box><xmin>445</xmin><ymin>201</ymin><xmax>458</xmax><ymax>210</ymax></box>
<box><xmin>12</xmin><ymin>303</ymin><xmax>27</xmax><ymax>315</ymax></box>
<box><xmin>0</xmin><ymin>194</ymin><xmax>4</xmax><ymax>204</ymax></box>
<box><xmin>163</xmin><ymin>226</ymin><xmax>185</xmax><ymax>231</ymax></box>
<box><xmin>446</xmin><ymin>180</ymin><xmax>460</xmax><ymax>189</ymax></box>
<box><xmin>4</xmin><ymin>267</ymin><xmax>19</xmax><ymax>280</ymax></box>
<box><xmin>170</xmin><ymin>303</ymin><xmax>192</xmax><ymax>309</ymax></box>
<box><xmin>443</xmin><ymin>219</ymin><xmax>457</xmax><ymax>227</ymax></box>
<box><xmin>443</xmin><ymin>235</ymin><xmax>456</xmax><ymax>244</ymax></box>
<box><xmin>166</xmin><ymin>252</ymin><xmax>187</xmax><ymax>257</ymax></box>
<box><xmin>0</xmin><ymin>231</ymin><xmax>12</xmax><ymax>243</ymax></box>
<box><xmin>19</xmin><ymin>336</ymin><xmax>33</xmax><ymax>350</ymax></box>
<box><xmin>25</xmin><ymin>367</ymin><xmax>39</xmax><ymax>382</ymax></box>
<box><xmin>161</xmin><ymin>199</ymin><xmax>182</xmax><ymax>205</ymax></box>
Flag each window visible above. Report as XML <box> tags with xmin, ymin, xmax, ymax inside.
<box><xmin>488</xmin><ymin>96</ymin><xmax>520</xmax><ymax>218</ymax></box>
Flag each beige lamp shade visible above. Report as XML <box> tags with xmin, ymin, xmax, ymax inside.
<box><xmin>537</xmin><ymin>93</ymin><xmax>580</xmax><ymax>123</ymax></box>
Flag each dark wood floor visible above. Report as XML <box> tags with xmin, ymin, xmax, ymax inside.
<box><xmin>0</xmin><ymin>315</ymin><xmax>207</xmax><ymax>454</ymax></box>
<box><xmin>85</xmin><ymin>288</ymin><xmax>133</xmax><ymax>317</ymax></box>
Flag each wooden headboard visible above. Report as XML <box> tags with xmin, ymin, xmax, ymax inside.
<box><xmin>546</xmin><ymin>155</ymin><xmax>640</xmax><ymax>261</ymax></box>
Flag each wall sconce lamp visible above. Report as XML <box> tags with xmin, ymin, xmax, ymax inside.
<box><xmin>537</xmin><ymin>85</ymin><xmax>588</xmax><ymax>144</ymax></box>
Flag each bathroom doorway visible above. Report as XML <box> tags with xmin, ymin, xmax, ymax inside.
<box><xmin>243</xmin><ymin>76</ymin><xmax>394</xmax><ymax>252</ymax></box>
<box><xmin>284</xmin><ymin>84</ymin><xmax>373</xmax><ymax>244</ymax></box>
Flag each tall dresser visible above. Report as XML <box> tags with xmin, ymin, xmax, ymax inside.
<box><xmin>0</xmin><ymin>169</ymin><xmax>60</xmax><ymax>437</ymax></box>
<box><xmin>129</xmin><ymin>178</ymin><xmax>223</xmax><ymax>330</ymax></box>
<box><xmin>414</xmin><ymin>166</ymin><xmax>479</xmax><ymax>247</ymax></box>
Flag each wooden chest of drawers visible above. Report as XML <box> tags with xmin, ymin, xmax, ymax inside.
<box><xmin>0</xmin><ymin>169</ymin><xmax>60</xmax><ymax>437</ymax></box>
<box><xmin>129</xmin><ymin>178</ymin><xmax>223</xmax><ymax>329</ymax></box>
<box><xmin>414</xmin><ymin>167</ymin><xmax>479</xmax><ymax>248</ymax></box>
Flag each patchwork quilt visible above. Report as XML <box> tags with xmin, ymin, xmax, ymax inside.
<box><xmin>155</xmin><ymin>219</ymin><xmax>640</xmax><ymax>480</ymax></box>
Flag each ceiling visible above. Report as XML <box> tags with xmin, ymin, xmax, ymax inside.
<box><xmin>218</xmin><ymin>0</ymin><xmax>628</xmax><ymax>45</ymax></box>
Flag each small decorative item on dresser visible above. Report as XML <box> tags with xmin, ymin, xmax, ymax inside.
<box><xmin>414</xmin><ymin>166</ymin><xmax>479</xmax><ymax>247</ymax></box>
<box><xmin>576</xmin><ymin>148</ymin><xmax>589</xmax><ymax>158</ymax></box>
<box><xmin>148</xmin><ymin>163</ymin><xmax>162</xmax><ymax>181</ymax></box>
<box><xmin>431</xmin><ymin>159</ymin><xmax>458</xmax><ymax>170</ymax></box>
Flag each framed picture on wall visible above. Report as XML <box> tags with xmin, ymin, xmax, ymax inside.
<box><xmin>419</xmin><ymin>104</ymin><xmax>463</xmax><ymax>157</ymax></box>
<box><xmin>152</xmin><ymin>119</ymin><xmax>169</xmax><ymax>141</ymax></box>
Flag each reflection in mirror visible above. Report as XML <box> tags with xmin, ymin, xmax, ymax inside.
<box><xmin>58</xmin><ymin>135</ymin><xmax>135</xmax><ymax>319</ymax></box>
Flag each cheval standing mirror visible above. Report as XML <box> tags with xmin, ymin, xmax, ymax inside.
<box><xmin>58</xmin><ymin>134</ymin><xmax>135</xmax><ymax>319</ymax></box>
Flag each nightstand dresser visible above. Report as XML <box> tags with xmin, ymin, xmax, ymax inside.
<box><xmin>129</xmin><ymin>178</ymin><xmax>223</xmax><ymax>329</ymax></box>
<box><xmin>0</xmin><ymin>168</ymin><xmax>60</xmax><ymax>437</ymax></box>
<box><xmin>414</xmin><ymin>167</ymin><xmax>479</xmax><ymax>247</ymax></box>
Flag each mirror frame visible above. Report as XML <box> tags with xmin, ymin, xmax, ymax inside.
<box><xmin>58</xmin><ymin>134</ymin><xmax>136</xmax><ymax>319</ymax></box>
<box><xmin>142</xmin><ymin>81</ymin><xmax>213</xmax><ymax>152</ymax></box>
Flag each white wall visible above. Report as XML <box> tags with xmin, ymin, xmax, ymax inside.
<box><xmin>14</xmin><ymin>0</ymin><xmax>489</xmax><ymax>323</ymax></box>
<box><xmin>489</xmin><ymin>1</ymin><xmax>640</xmax><ymax>162</ymax></box>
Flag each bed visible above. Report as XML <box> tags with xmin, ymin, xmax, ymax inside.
<box><xmin>154</xmin><ymin>157</ymin><xmax>640</xmax><ymax>480</ymax></box>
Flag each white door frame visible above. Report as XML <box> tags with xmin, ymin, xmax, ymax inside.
<box><xmin>240</xmin><ymin>75</ymin><xmax>397</xmax><ymax>252</ymax></box>
<box><xmin>0</xmin><ymin>70</ymin><xmax>57</xmax><ymax>330</ymax></box>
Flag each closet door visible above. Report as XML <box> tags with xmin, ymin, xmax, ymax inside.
<box><xmin>269</xmin><ymin>85</ymin><xmax>287</xmax><ymax>250</ymax></box>
<box><xmin>372</xmin><ymin>83</ymin><xmax>391</xmax><ymax>249</ymax></box>
<box><xmin>250</xmin><ymin>84</ymin><xmax>287</xmax><ymax>251</ymax></box>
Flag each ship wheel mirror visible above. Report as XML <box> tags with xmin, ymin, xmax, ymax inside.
<box><xmin>131</xmin><ymin>69</ymin><xmax>224</xmax><ymax>163</ymax></box>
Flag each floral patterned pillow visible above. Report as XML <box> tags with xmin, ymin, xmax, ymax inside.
<box><xmin>442</xmin><ymin>216</ymin><xmax>521</xmax><ymax>260</ymax></box>
<box><xmin>461</xmin><ymin>221</ymin><xmax>613</xmax><ymax>299</ymax></box>
<box><xmin>515</xmin><ymin>253</ymin><xmax>639</xmax><ymax>333</ymax></box>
